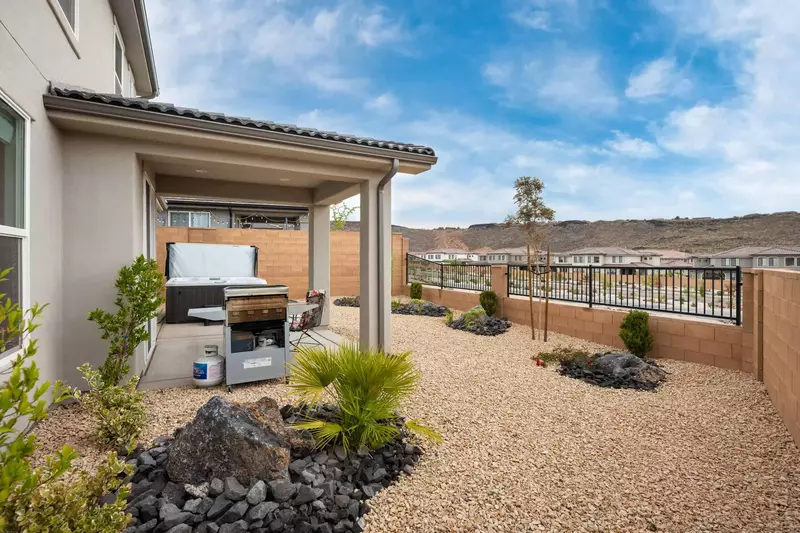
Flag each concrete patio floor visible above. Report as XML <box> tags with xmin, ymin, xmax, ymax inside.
<box><xmin>139</xmin><ymin>322</ymin><xmax>343</xmax><ymax>390</ymax></box>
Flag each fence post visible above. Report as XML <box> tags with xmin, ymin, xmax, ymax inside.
<box><xmin>735</xmin><ymin>266</ymin><xmax>742</xmax><ymax>326</ymax></box>
<box><xmin>588</xmin><ymin>265</ymin><xmax>594</xmax><ymax>308</ymax></box>
<box><xmin>439</xmin><ymin>262</ymin><xmax>444</xmax><ymax>290</ymax></box>
<box><xmin>405</xmin><ymin>253</ymin><xmax>409</xmax><ymax>286</ymax></box>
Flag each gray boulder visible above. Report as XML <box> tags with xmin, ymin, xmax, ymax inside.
<box><xmin>166</xmin><ymin>396</ymin><xmax>291</xmax><ymax>485</ymax></box>
<box><xmin>592</xmin><ymin>353</ymin><xmax>667</xmax><ymax>388</ymax></box>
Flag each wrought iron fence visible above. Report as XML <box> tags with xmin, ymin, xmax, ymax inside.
<box><xmin>507</xmin><ymin>265</ymin><xmax>742</xmax><ymax>325</ymax></box>
<box><xmin>406</xmin><ymin>254</ymin><xmax>492</xmax><ymax>292</ymax></box>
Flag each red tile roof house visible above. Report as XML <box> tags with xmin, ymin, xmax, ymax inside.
<box><xmin>0</xmin><ymin>0</ymin><xmax>437</xmax><ymax>387</ymax></box>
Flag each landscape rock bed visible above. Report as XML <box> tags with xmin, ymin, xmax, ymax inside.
<box><xmin>391</xmin><ymin>300</ymin><xmax>448</xmax><ymax>317</ymax></box>
<box><xmin>447</xmin><ymin>306</ymin><xmax>511</xmax><ymax>336</ymax></box>
<box><xmin>559</xmin><ymin>352</ymin><xmax>667</xmax><ymax>391</ymax></box>
<box><xmin>118</xmin><ymin>398</ymin><xmax>422</xmax><ymax>533</ymax></box>
<box><xmin>333</xmin><ymin>297</ymin><xmax>360</xmax><ymax>308</ymax></box>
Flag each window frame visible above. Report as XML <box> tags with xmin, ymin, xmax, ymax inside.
<box><xmin>768</xmin><ymin>257</ymin><xmax>777</xmax><ymax>267</ymax></box>
<box><xmin>786</xmin><ymin>257</ymin><xmax>796</xmax><ymax>267</ymax></box>
<box><xmin>47</xmin><ymin>0</ymin><xmax>80</xmax><ymax>57</ymax></box>
<box><xmin>0</xmin><ymin>90</ymin><xmax>31</xmax><ymax>369</ymax></box>
<box><xmin>757</xmin><ymin>257</ymin><xmax>764</xmax><ymax>267</ymax></box>
<box><xmin>168</xmin><ymin>210</ymin><xmax>212</xmax><ymax>228</ymax></box>
<box><xmin>113</xmin><ymin>20</ymin><xmax>125</xmax><ymax>95</ymax></box>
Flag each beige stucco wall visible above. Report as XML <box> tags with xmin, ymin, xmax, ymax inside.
<box><xmin>61</xmin><ymin>133</ymin><xmax>144</xmax><ymax>384</ymax></box>
<box><xmin>0</xmin><ymin>1</ymin><xmax>138</xmax><ymax>383</ymax></box>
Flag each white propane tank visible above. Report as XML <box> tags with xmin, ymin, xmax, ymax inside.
<box><xmin>193</xmin><ymin>345</ymin><xmax>224</xmax><ymax>387</ymax></box>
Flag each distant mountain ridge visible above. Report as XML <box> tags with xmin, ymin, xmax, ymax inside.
<box><xmin>340</xmin><ymin>212</ymin><xmax>800</xmax><ymax>254</ymax></box>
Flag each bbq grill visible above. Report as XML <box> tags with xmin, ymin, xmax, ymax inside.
<box><xmin>223</xmin><ymin>284</ymin><xmax>290</xmax><ymax>390</ymax></box>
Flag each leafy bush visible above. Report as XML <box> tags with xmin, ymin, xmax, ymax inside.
<box><xmin>0</xmin><ymin>267</ymin><xmax>131</xmax><ymax>532</ymax></box>
<box><xmin>444</xmin><ymin>309</ymin><xmax>454</xmax><ymax>325</ymax></box>
<box><xmin>287</xmin><ymin>344</ymin><xmax>441</xmax><ymax>452</ymax></box>
<box><xmin>88</xmin><ymin>255</ymin><xmax>164</xmax><ymax>387</ymax></box>
<box><xmin>391</xmin><ymin>298</ymin><xmax>402</xmax><ymax>310</ymax></box>
<box><xmin>479</xmin><ymin>290</ymin><xmax>499</xmax><ymax>317</ymax></box>
<box><xmin>409</xmin><ymin>282</ymin><xmax>422</xmax><ymax>300</ymax></box>
<box><xmin>75</xmin><ymin>364</ymin><xmax>146</xmax><ymax>449</ymax></box>
<box><xmin>619</xmin><ymin>310</ymin><xmax>653</xmax><ymax>358</ymax></box>
<box><xmin>534</xmin><ymin>346</ymin><xmax>590</xmax><ymax>367</ymax></box>
<box><xmin>461</xmin><ymin>306</ymin><xmax>486</xmax><ymax>328</ymax></box>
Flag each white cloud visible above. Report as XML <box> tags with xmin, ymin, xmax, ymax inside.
<box><xmin>364</xmin><ymin>93</ymin><xmax>401</xmax><ymax>116</ymax></box>
<box><xmin>511</xmin><ymin>9</ymin><xmax>550</xmax><ymax>30</ymax></box>
<box><xmin>625</xmin><ymin>57</ymin><xmax>691</xmax><ymax>99</ymax></box>
<box><xmin>652</xmin><ymin>0</ymin><xmax>800</xmax><ymax>211</ymax></box>
<box><xmin>483</xmin><ymin>50</ymin><xmax>618</xmax><ymax>113</ymax></box>
<box><xmin>604</xmin><ymin>131</ymin><xmax>661</xmax><ymax>159</ymax></box>
<box><xmin>355</xmin><ymin>10</ymin><xmax>405</xmax><ymax>47</ymax></box>
<box><xmin>510</xmin><ymin>0</ymin><xmax>582</xmax><ymax>31</ymax></box>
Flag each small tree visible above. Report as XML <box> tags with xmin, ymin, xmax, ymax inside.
<box><xmin>88</xmin><ymin>255</ymin><xmax>165</xmax><ymax>387</ymax></box>
<box><xmin>479</xmin><ymin>290</ymin><xmax>499</xmax><ymax>317</ymax></box>
<box><xmin>331</xmin><ymin>202</ymin><xmax>358</xmax><ymax>231</ymax></box>
<box><xmin>505</xmin><ymin>177</ymin><xmax>555</xmax><ymax>340</ymax></box>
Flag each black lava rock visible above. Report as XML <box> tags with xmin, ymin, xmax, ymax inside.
<box><xmin>333</xmin><ymin>296</ymin><xmax>360</xmax><ymax>307</ymax></box>
<box><xmin>559</xmin><ymin>352</ymin><xmax>667</xmax><ymax>390</ymax></box>
<box><xmin>392</xmin><ymin>300</ymin><xmax>449</xmax><ymax>317</ymax></box>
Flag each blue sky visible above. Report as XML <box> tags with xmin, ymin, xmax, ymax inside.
<box><xmin>146</xmin><ymin>0</ymin><xmax>800</xmax><ymax>228</ymax></box>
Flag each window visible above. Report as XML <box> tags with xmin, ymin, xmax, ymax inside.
<box><xmin>0</xmin><ymin>94</ymin><xmax>28</xmax><ymax>362</ymax></box>
<box><xmin>593</xmin><ymin>256</ymin><xmax>600</xmax><ymax>264</ymax></box>
<box><xmin>768</xmin><ymin>257</ymin><xmax>777</xmax><ymax>267</ymax></box>
<box><xmin>57</xmin><ymin>0</ymin><xmax>76</xmax><ymax>29</ymax></box>
<box><xmin>721</xmin><ymin>258</ymin><xmax>729</xmax><ymax>266</ymax></box>
<box><xmin>114</xmin><ymin>24</ymin><xmax>124</xmax><ymax>95</ymax></box>
<box><xmin>169</xmin><ymin>211</ymin><xmax>211</xmax><ymax>228</ymax></box>
<box><xmin>786</xmin><ymin>257</ymin><xmax>796</xmax><ymax>267</ymax></box>
<box><xmin>757</xmin><ymin>257</ymin><xmax>764</xmax><ymax>266</ymax></box>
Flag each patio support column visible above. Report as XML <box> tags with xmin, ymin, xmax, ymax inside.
<box><xmin>359</xmin><ymin>179</ymin><xmax>379</xmax><ymax>347</ymax></box>
<box><xmin>378</xmin><ymin>181</ymin><xmax>392</xmax><ymax>353</ymax></box>
<box><xmin>308</xmin><ymin>204</ymin><xmax>331</xmax><ymax>327</ymax></box>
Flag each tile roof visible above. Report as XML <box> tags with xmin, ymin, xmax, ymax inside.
<box><xmin>567</xmin><ymin>247</ymin><xmax>651</xmax><ymax>256</ymax></box>
<box><xmin>711</xmin><ymin>245</ymin><xmax>800</xmax><ymax>258</ymax></box>
<box><xmin>637</xmin><ymin>249</ymin><xmax>693</xmax><ymax>259</ymax></box>
<box><xmin>422</xmin><ymin>248</ymin><xmax>471</xmax><ymax>254</ymax></box>
<box><xmin>47</xmin><ymin>84</ymin><xmax>436</xmax><ymax>156</ymax></box>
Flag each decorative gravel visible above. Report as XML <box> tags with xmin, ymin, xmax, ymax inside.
<box><xmin>35</xmin><ymin>305</ymin><xmax>800</xmax><ymax>532</ymax></box>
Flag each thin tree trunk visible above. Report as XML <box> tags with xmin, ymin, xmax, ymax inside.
<box><xmin>544</xmin><ymin>247</ymin><xmax>551</xmax><ymax>342</ymax></box>
<box><xmin>527</xmin><ymin>243</ymin><xmax>535</xmax><ymax>340</ymax></box>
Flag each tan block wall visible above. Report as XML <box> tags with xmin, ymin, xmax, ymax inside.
<box><xmin>761</xmin><ymin>269</ymin><xmax>800</xmax><ymax>446</ymax></box>
<box><xmin>156</xmin><ymin>228</ymin><xmax>407</xmax><ymax>300</ymax></box>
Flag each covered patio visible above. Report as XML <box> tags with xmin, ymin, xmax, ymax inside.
<box><xmin>43</xmin><ymin>84</ymin><xmax>437</xmax><ymax>385</ymax></box>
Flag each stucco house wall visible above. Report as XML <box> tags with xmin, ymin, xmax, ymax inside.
<box><xmin>0</xmin><ymin>0</ymin><xmax>132</xmax><ymax>383</ymax></box>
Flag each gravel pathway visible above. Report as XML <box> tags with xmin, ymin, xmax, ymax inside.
<box><xmin>35</xmin><ymin>306</ymin><xmax>800</xmax><ymax>532</ymax></box>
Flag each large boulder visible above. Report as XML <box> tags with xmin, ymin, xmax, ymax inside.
<box><xmin>592</xmin><ymin>353</ymin><xmax>666</xmax><ymax>387</ymax></box>
<box><xmin>167</xmin><ymin>396</ymin><xmax>292</xmax><ymax>485</ymax></box>
<box><xmin>246</xmin><ymin>397</ymin><xmax>316</xmax><ymax>457</ymax></box>
<box><xmin>560</xmin><ymin>352</ymin><xmax>667</xmax><ymax>390</ymax></box>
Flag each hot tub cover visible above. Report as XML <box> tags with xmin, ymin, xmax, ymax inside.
<box><xmin>167</xmin><ymin>242</ymin><xmax>257</xmax><ymax>278</ymax></box>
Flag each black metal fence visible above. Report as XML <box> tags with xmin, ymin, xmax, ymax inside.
<box><xmin>508</xmin><ymin>265</ymin><xmax>742</xmax><ymax>325</ymax></box>
<box><xmin>406</xmin><ymin>254</ymin><xmax>492</xmax><ymax>293</ymax></box>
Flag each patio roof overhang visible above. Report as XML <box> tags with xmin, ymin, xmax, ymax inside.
<box><xmin>44</xmin><ymin>85</ymin><xmax>437</xmax><ymax>206</ymax></box>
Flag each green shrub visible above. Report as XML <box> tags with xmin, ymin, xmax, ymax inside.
<box><xmin>479</xmin><ymin>290</ymin><xmax>499</xmax><ymax>317</ymax></box>
<box><xmin>391</xmin><ymin>298</ymin><xmax>402</xmax><ymax>310</ymax></box>
<box><xmin>0</xmin><ymin>267</ymin><xmax>132</xmax><ymax>532</ymax></box>
<box><xmin>462</xmin><ymin>307</ymin><xmax>486</xmax><ymax>328</ymax></box>
<box><xmin>619</xmin><ymin>310</ymin><xmax>653</xmax><ymax>358</ymax></box>
<box><xmin>444</xmin><ymin>309</ymin><xmax>454</xmax><ymax>325</ymax></box>
<box><xmin>76</xmin><ymin>365</ymin><xmax>146</xmax><ymax>449</ymax></box>
<box><xmin>535</xmin><ymin>346</ymin><xmax>590</xmax><ymax>367</ymax></box>
<box><xmin>410</xmin><ymin>282</ymin><xmax>423</xmax><ymax>300</ymax></box>
<box><xmin>89</xmin><ymin>255</ymin><xmax>164</xmax><ymax>387</ymax></box>
<box><xmin>287</xmin><ymin>344</ymin><xmax>441</xmax><ymax>452</ymax></box>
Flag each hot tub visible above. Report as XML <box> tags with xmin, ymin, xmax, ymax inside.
<box><xmin>165</xmin><ymin>277</ymin><xmax>268</xmax><ymax>324</ymax></box>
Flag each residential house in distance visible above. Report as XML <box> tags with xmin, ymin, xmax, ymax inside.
<box><xmin>418</xmin><ymin>249</ymin><xmax>479</xmax><ymax>262</ymax></box>
<box><xmin>706</xmin><ymin>246</ymin><xmax>800</xmax><ymax>269</ymax></box>
<box><xmin>477</xmin><ymin>247</ymin><xmax>547</xmax><ymax>265</ymax></box>
<box><xmin>555</xmin><ymin>247</ymin><xmax>662</xmax><ymax>267</ymax></box>
<box><xmin>637</xmin><ymin>249</ymin><xmax>696</xmax><ymax>267</ymax></box>
<box><xmin>157</xmin><ymin>197</ymin><xmax>309</xmax><ymax>230</ymax></box>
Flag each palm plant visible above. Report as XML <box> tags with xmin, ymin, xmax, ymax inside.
<box><xmin>287</xmin><ymin>344</ymin><xmax>441</xmax><ymax>452</ymax></box>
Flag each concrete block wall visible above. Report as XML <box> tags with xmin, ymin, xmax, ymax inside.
<box><xmin>156</xmin><ymin>228</ymin><xmax>407</xmax><ymax>300</ymax></box>
<box><xmin>760</xmin><ymin>269</ymin><xmax>800</xmax><ymax>445</ymax></box>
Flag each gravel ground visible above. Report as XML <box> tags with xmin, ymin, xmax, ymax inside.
<box><xmin>35</xmin><ymin>305</ymin><xmax>800</xmax><ymax>532</ymax></box>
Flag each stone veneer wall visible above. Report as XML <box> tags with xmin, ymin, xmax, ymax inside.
<box><xmin>156</xmin><ymin>227</ymin><xmax>409</xmax><ymax>300</ymax></box>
